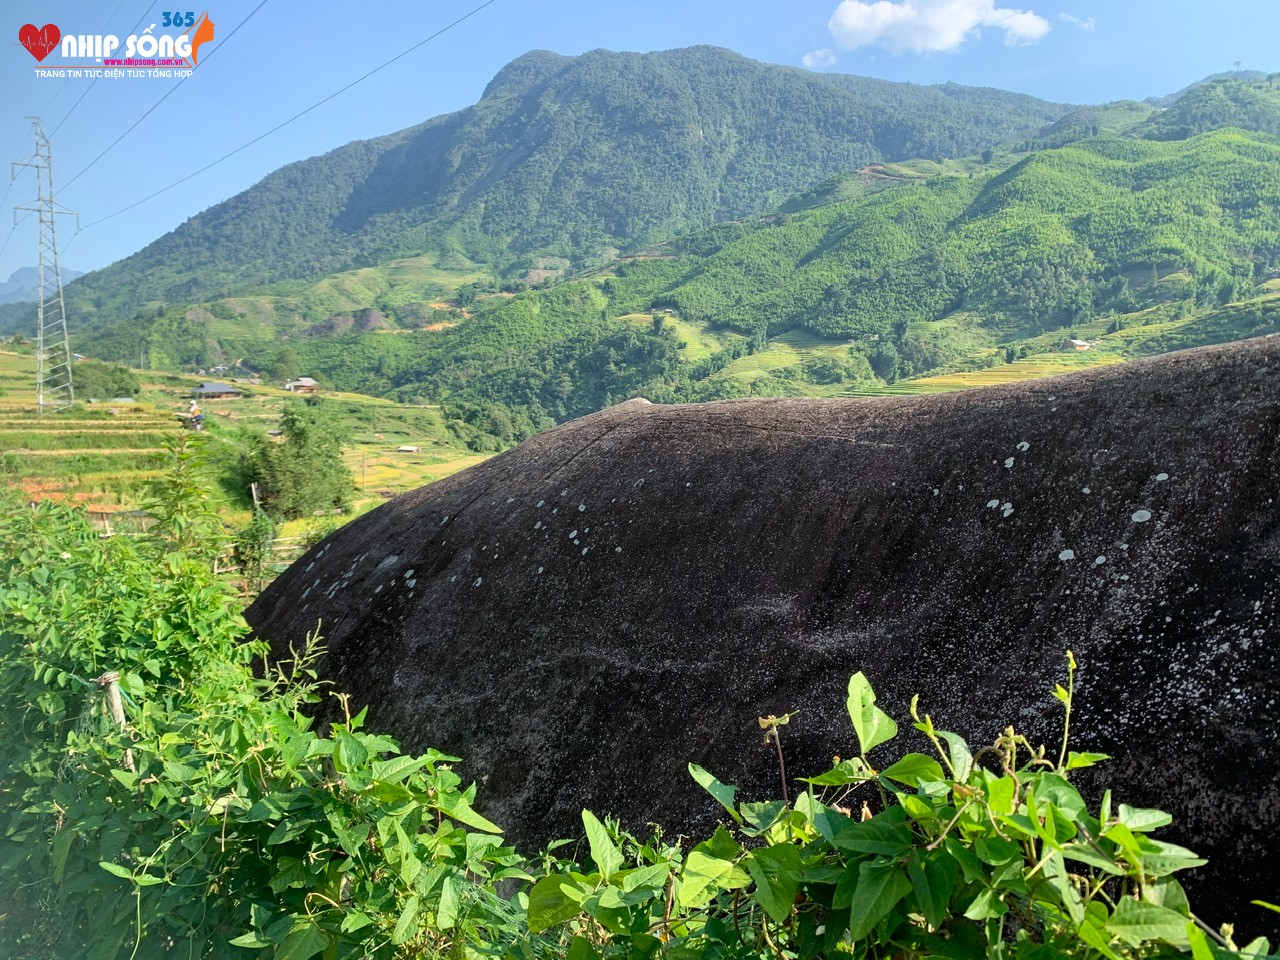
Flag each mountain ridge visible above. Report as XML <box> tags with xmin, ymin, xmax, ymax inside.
<box><xmin>63</xmin><ymin>45</ymin><xmax>1070</xmax><ymax>321</ymax></box>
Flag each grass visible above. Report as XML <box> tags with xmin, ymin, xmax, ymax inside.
<box><xmin>619</xmin><ymin>313</ymin><xmax>738</xmax><ymax>362</ymax></box>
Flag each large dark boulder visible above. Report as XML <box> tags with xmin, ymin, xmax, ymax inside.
<box><xmin>248</xmin><ymin>336</ymin><xmax>1280</xmax><ymax>933</ymax></box>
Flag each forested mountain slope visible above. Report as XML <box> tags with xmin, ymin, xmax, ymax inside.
<box><xmin>63</xmin><ymin>46</ymin><xmax>1068</xmax><ymax>320</ymax></box>
<box><xmin>258</xmin><ymin>126</ymin><xmax>1280</xmax><ymax>422</ymax></box>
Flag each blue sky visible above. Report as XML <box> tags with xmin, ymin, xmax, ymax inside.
<box><xmin>2</xmin><ymin>0</ymin><xmax>1277</xmax><ymax>282</ymax></box>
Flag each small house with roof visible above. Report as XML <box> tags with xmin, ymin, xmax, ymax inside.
<box><xmin>285</xmin><ymin>376</ymin><xmax>320</xmax><ymax>394</ymax></box>
<box><xmin>191</xmin><ymin>381</ymin><xmax>243</xmax><ymax>400</ymax></box>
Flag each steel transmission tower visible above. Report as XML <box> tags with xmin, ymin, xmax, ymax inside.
<box><xmin>12</xmin><ymin>117</ymin><xmax>78</xmax><ymax>414</ymax></box>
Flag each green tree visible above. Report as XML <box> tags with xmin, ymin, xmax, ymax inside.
<box><xmin>257</xmin><ymin>400</ymin><xmax>353</xmax><ymax>519</ymax></box>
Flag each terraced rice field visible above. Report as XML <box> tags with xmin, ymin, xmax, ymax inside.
<box><xmin>846</xmin><ymin>351</ymin><xmax>1123</xmax><ymax>396</ymax></box>
<box><xmin>0</xmin><ymin>351</ymin><xmax>489</xmax><ymax>513</ymax></box>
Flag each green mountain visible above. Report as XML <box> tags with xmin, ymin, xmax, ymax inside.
<box><xmin>63</xmin><ymin>46</ymin><xmax>1069</xmax><ymax>322</ymax></box>
<box><xmin>258</xmin><ymin>125</ymin><xmax>1280</xmax><ymax>425</ymax></box>
<box><xmin>1136</xmin><ymin>74</ymin><xmax>1280</xmax><ymax>140</ymax></box>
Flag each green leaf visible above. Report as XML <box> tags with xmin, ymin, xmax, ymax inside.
<box><xmin>1134</xmin><ymin>838</ymin><xmax>1208</xmax><ymax>875</ymax></box>
<box><xmin>1143</xmin><ymin>876</ymin><xmax>1190</xmax><ymax>916</ymax></box>
<box><xmin>984</xmin><ymin>776</ymin><xmax>1016</xmax><ymax>815</ymax></box>
<box><xmin>528</xmin><ymin>875</ymin><xmax>585</xmax><ymax>933</ymax></box>
<box><xmin>339</xmin><ymin>912</ymin><xmax>373</xmax><ymax>934</ymax></box>
<box><xmin>1186</xmin><ymin>923</ymin><xmax>1219</xmax><ymax>960</ymax></box>
<box><xmin>439</xmin><ymin>795</ymin><xmax>502</xmax><ymax>833</ymax></box>
<box><xmin>680</xmin><ymin>849</ymin><xmax>751</xmax><ymax>908</ymax></box>
<box><xmin>1042</xmin><ymin>851</ymin><xmax>1084</xmax><ymax>927</ymax></box>
<box><xmin>907</xmin><ymin>851</ymin><xmax>955</xmax><ymax>931</ymax></box>
<box><xmin>829</xmin><ymin>807</ymin><xmax>913</xmax><ymax>856</ymax></box>
<box><xmin>740</xmin><ymin>799</ymin><xmax>787</xmax><ymax>836</ymax></box>
<box><xmin>847</xmin><ymin>672</ymin><xmax>898</xmax><ymax>756</ymax></box>
<box><xmin>334</xmin><ymin>729</ymin><xmax>369</xmax><ymax>773</ymax></box>
<box><xmin>847</xmin><ymin>861</ymin><xmax>911</xmax><ymax>941</ymax></box>
<box><xmin>228</xmin><ymin>931</ymin><xmax>269</xmax><ymax>948</ymax></box>
<box><xmin>1078</xmin><ymin>908</ymin><xmax>1125</xmax><ymax>960</ymax></box>
<box><xmin>371</xmin><ymin>754</ymin><xmax>432</xmax><ymax>783</ymax></box>
<box><xmin>275</xmin><ymin>920</ymin><xmax>330</xmax><ymax>960</ymax></box>
<box><xmin>98</xmin><ymin>861</ymin><xmax>133</xmax><ymax>880</ymax></box>
<box><xmin>746</xmin><ymin>844</ymin><xmax>802</xmax><ymax>923</ymax></box>
<box><xmin>1066</xmin><ymin>751</ymin><xmax>1110</xmax><ymax>770</ymax></box>
<box><xmin>688</xmin><ymin>763</ymin><xmax>742</xmax><ymax>824</ymax></box>
<box><xmin>1109</xmin><ymin>898</ymin><xmax>1191</xmax><ymax>947</ymax></box>
<box><xmin>938</xmin><ymin>731</ymin><xmax>973</xmax><ymax>781</ymax></box>
<box><xmin>881</xmin><ymin>753</ymin><xmax>944</xmax><ymax>787</ymax></box>
<box><xmin>962</xmin><ymin>887</ymin><xmax>1007</xmax><ymax>921</ymax></box>
<box><xmin>1117</xmin><ymin>803</ymin><xmax>1173</xmax><ymax>833</ymax></box>
<box><xmin>437</xmin><ymin>876</ymin><xmax>461</xmax><ymax>930</ymax></box>
<box><xmin>1253</xmin><ymin>900</ymin><xmax>1280</xmax><ymax>916</ymax></box>
<box><xmin>620</xmin><ymin>863</ymin><xmax>670</xmax><ymax>892</ymax></box>
<box><xmin>1061</xmin><ymin>841</ymin><xmax>1124</xmax><ymax>875</ymax></box>
<box><xmin>566</xmin><ymin>935</ymin><xmax>600</xmax><ymax>960</ymax></box>
<box><xmin>582</xmin><ymin>810</ymin><xmax>624</xmax><ymax>881</ymax></box>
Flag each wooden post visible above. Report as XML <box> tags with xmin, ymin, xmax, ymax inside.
<box><xmin>95</xmin><ymin>671</ymin><xmax>136</xmax><ymax>772</ymax></box>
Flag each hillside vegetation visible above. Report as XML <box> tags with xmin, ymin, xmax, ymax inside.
<box><xmin>58</xmin><ymin>46</ymin><xmax>1068</xmax><ymax>320</ymax></box>
<box><xmin>238</xmin><ymin>126</ymin><xmax>1280</xmax><ymax>420</ymax></box>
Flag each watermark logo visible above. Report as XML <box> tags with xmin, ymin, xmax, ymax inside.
<box><xmin>17</xmin><ymin>12</ymin><xmax>214</xmax><ymax>77</ymax></box>
<box><xmin>18</xmin><ymin>22</ymin><xmax>60</xmax><ymax>61</ymax></box>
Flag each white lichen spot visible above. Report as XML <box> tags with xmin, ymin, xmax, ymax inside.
<box><xmin>578</xmin><ymin>504</ymin><xmax>586</xmax><ymax>512</ymax></box>
<box><xmin>450</xmin><ymin>575</ymin><xmax>457</xmax><ymax>583</ymax></box>
<box><xmin>1082</xmin><ymin>487</ymin><xmax>1091</xmax><ymax>494</ymax></box>
<box><xmin>685</xmin><ymin>482</ymin><xmax>692</xmax><ymax>487</ymax></box>
<box><xmin>506</xmin><ymin>497</ymin><xmax>515</xmax><ymax>504</ymax></box>
<box><xmin>534</xmin><ymin>521</ymin><xmax>542</xmax><ymax>530</ymax></box>
<box><xmin>1001</xmin><ymin>502</ymin><xmax>1014</xmax><ymax>517</ymax></box>
<box><xmin>582</xmin><ymin>547</ymin><xmax>589</xmax><ymax>556</ymax></box>
<box><xmin>537</xmin><ymin>567</ymin><xmax>544</xmax><ymax>574</ymax></box>
<box><xmin>407</xmin><ymin>579</ymin><xmax>416</xmax><ymax>589</ymax></box>
<box><xmin>1004</xmin><ymin>458</ymin><xmax>1015</xmax><ymax>469</ymax></box>
<box><xmin>1156</xmin><ymin>473</ymin><xmax>1169</xmax><ymax>482</ymax></box>
<box><xmin>1059</xmin><ymin>549</ymin><xmax>1076</xmax><ymax>561</ymax></box>
<box><xmin>1132</xmin><ymin>509</ymin><xmax>1152</xmax><ymax>523</ymax></box>
<box><xmin>1094</xmin><ymin>556</ymin><xmax>1106</xmax><ymax>566</ymax></box>
<box><xmin>614</xmin><ymin>546</ymin><xmax>622</xmax><ymax>553</ymax></box>
<box><xmin>405</xmin><ymin>569</ymin><xmax>414</xmax><ymax>579</ymax></box>
<box><xmin>1016</xmin><ymin>441</ymin><xmax>1030</xmax><ymax>452</ymax></box>
<box><xmin>441</xmin><ymin>515</ymin><xmax>449</xmax><ymax>524</ymax></box>
<box><xmin>473</xmin><ymin>577</ymin><xmax>483</xmax><ymax>587</ymax></box>
<box><xmin>375</xmin><ymin>585</ymin><xmax>383</xmax><ymax>593</ymax></box>
<box><xmin>537</xmin><ymin>500</ymin><xmax>545</xmax><ymax>508</ymax></box>
<box><xmin>932</xmin><ymin>488</ymin><xmax>939</xmax><ymax>496</ymax></box>
<box><xmin>987</xmin><ymin>499</ymin><xmax>1000</xmax><ymax>509</ymax></box>
<box><xmin>569</xmin><ymin>529</ymin><xmax>578</xmax><ymax>539</ymax></box>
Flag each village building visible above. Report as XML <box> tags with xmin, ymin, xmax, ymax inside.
<box><xmin>285</xmin><ymin>376</ymin><xmax>320</xmax><ymax>394</ymax></box>
<box><xmin>191</xmin><ymin>381</ymin><xmax>244</xmax><ymax>400</ymax></box>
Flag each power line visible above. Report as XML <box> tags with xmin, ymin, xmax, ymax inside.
<box><xmin>44</xmin><ymin>0</ymin><xmax>150</xmax><ymax>131</ymax></box>
<box><xmin>61</xmin><ymin>0</ymin><xmax>272</xmax><ymax>191</ymax></box>
<box><xmin>75</xmin><ymin>0</ymin><xmax>498</xmax><ymax>233</ymax></box>
<box><xmin>0</xmin><ymin>134</ymin><xmax>35</xmax><ymax>263</ymax></box>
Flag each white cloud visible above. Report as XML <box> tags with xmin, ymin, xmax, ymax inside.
<box><xmin>803</xmin><ymin>47</ymin><xmax>838</xmax><ymax>68</ymax></box>
<box><xmin>828</xmin><ymin>0</ymin><xmax>1051</xmax><ymax>54</ymax></box>
<box><xmin>1058</xmin><ymin>12</ymin><xmax>1096</xmax><ymax>31</ymax></box>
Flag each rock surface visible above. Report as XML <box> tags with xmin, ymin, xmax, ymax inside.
<box><xmin>249</xmin><ymin>336</ymin><xmax>1280</xmax><ymax>933</ymax></box>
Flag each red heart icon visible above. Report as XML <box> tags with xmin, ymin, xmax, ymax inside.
<box><xmin>19</xmin><ymin>23</ymin><xmax>60</xmax><ymax>62</ymax></box>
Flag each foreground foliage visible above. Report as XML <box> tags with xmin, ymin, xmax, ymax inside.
<box><xmin>0</xmin><ymin>483</ymin><xmax>1275</xmax><ymax>958</ymax></box>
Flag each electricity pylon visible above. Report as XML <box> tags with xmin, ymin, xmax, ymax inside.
<box><xmin>12</xmin><ymin>117</ymin><xmax>78</xmax><ymax>414</ymax></box>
